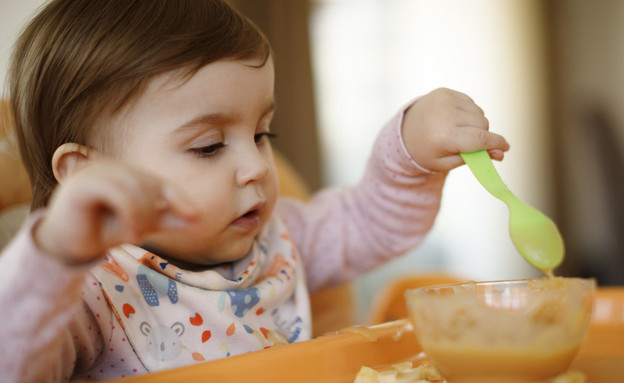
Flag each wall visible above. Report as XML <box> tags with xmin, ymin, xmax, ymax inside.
<box><xmin>309</xmin><ymin>0</ymin><xmax>553</xmax><ymax>321</ymax></box>
<box><xmin>0</xmin><ymin>0</ymin><xmax>47</xmax><ymax>95</ymax></box>
<box><xmin>549</xmin><ymin>0</ymin><xmax>624</xmax><ymax>284</ymax></box>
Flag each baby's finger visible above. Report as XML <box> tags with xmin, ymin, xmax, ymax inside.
<box><xmin>427</xmin><ymin>150</ymin><xmax>505</xmax><ymax>172</ymax></box>
<box><xmin>487</xmin><ymin>149</ymin><xmax>505</xmax><ymax>161</ymax></box>
<box><xmin>91</xmin><ymin>178</ymin><xmax>158</xmax><ymax>244</ymax></box>
<box><xmin>79</xmin><ymin>166</ymin><xmax>171</xmax><ymax>242</ymax></box>
<box><xmin>94</xmin><ymin>166</ymin><xmax>199</xmax><ymax>238</ymax></box>
<box><xmin>120</xmin><ymin>176</ymin><xmax>198</xmax><ymax>236</ymax></box>
<box><xmin>427</xmin><ymin>154</ymin><xmax>466</xmax><ymax>172</ymax></box>
<box><xmin>160</xmin><ymin>183</ymin><xmax>199</xmax><ymax>221</ymax></box>
<box><xmin>457</xmin><ymin>100</ymin><xmax>485</xmax><ymax>116</ymax></box>
<box><xmin>442</xmin><ymin>88</ymin><xmax>473</xmax><ymax>102</ymax></box>
<box><xmin>447</xmin><ymin>90</ymin><xmax>488</xmax><ymax>125</ymax></box>
<box><xmin>153</xmin><ymin>186</ymin><xmax>199</xmax><ymax>231</ymax></box>
<box><xmin>453</xmin><ymin>126</ymin><xmax>510</xmax><ymax>154</ymax></box>
<box><xmin>456</xmin><ymin>111</ymin><xmax>489</xmax><ymax>131</ymax></box>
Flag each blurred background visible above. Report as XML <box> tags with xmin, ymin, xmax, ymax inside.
<box><xmin>1</xmin><ymin>0</ymin><xmax>623</xmax><ymax>323</ymax></box>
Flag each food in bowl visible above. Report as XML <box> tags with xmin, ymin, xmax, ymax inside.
<box><xmin>404</xmin><ymin>278</ymin><xmax>595</xmax><ymax>383</ymax></box>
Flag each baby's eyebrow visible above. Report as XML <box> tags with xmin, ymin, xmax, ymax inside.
<box><xmin>264</xmin><ymin>102</ymin><xmax>276</xmax><ymax>116</ymax></box>
<box><xmin>174</xmin><ymin>102</ymin><xmax>276</xmax><ymax>135</ymax></box>
<box><xmin>175</xmin><ymin>113</ymin><xmax>235</xmax><ymax>134</ymax></box>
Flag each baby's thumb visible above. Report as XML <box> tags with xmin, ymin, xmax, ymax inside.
<box><xmin>456</xmin><ymin>128</ymin><xmax>509</xmax><ymax>155</ymax></box>
<box><xmin>159</xmin><ymin>211</ymin><xmax>194</xmax><ymax>230</ymax></box>
<box><xmin>157</xmin><ymin>184</ymin><xmax>199</xmax><ymax>228</ymax></box>
<box><xmin>487</xmin><ymin>149</ymin><xmax>506</xmax><ymax>161</ymax></box>
<box><xmin>484</xmin><ymin>132</ymin><xmax>510</xmax><ymax>153</ymax></box>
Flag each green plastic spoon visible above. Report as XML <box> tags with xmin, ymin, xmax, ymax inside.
<box><xmin>460</xmin><ymin>150</ymin><xmax>564</xmax><ymax>273</ymax></box>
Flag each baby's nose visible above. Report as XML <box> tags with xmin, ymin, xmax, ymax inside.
<box><xmin>235</xmin><ymin>150</ymin><xmax>270</xmax><ymax>186</ymax></box>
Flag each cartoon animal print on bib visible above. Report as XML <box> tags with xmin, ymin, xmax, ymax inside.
<box><xmin>92</xmin><ymin>215</ymin><xmax>311</xmax><ymax>371</ymax></box>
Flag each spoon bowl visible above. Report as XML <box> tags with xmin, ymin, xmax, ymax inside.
<box><xmin>460</xmin><ymin>150</ymin><xmax>564</xmax><ymax>272</ymax></box>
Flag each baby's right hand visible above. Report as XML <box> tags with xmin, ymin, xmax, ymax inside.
<box><xmin>34</xmin><ymin>161</ymin><xmax>198</xmax><ymax>265</ymax></box>
<box><xmin>401</xmin><ymin>88</ymin><xmax>509</xmax><ymax>172</ymax></box>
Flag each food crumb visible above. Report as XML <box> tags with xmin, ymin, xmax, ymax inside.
<box><xmin>354</xmin><ymin>362</ymin><xmax>444</xmax><ymax>383</ymax></box>
<box><xmin>551</xmin><ymin>370</ymin><xmax>586</xmax><ymax>383</ymax></box>
<box><xmin>392</xmin><ymin>322</ymin><xmax>412</xmax><ymax>341</ymax></box>
<box><xmin>354</xmin><ymin>366</ymin><xmax>378</xmax><ymax>383</ymax></box>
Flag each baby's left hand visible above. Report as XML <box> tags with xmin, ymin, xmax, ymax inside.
<box><xmin>401</xmin><ymin>88</ymin><xmax>510</xmax><ymax>172</ymax></box>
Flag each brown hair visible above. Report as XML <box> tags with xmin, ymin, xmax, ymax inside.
<box><xmin>9</xmin><ymin>0</ymin><xmax>271</xmax><ymax>209</ymax></box>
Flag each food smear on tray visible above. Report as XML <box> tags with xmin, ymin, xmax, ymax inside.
<box><xmin>339</xmin><ymin>325</ymin><xmax>379</xmax><ymax>342</ymax></box>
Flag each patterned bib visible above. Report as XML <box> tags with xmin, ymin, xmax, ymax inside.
<box><xmin>91</xmin><ymin>215</ymin><xmax>311</xmax><ymax>371</ymax></box>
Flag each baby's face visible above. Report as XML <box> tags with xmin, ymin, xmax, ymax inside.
<box><xmin>93</xmin><ymin>58</ymin><xmax>278</xmax><ymax>266</ymax></box>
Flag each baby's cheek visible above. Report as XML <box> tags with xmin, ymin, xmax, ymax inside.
<box><xmin>189</xmin><ymin>182</ymin><xmax>232</xmax><ymax>214</ymax></box>
<box><xmin>266</xmin><ymin>175</ymin><xmax>279</xmax><ymax>206</ymax></box>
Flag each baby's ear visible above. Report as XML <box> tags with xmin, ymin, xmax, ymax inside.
<box><xmin>51</xmin><ymin>143</ymin><xmax>98</xmax><ymax>183</ymax></box>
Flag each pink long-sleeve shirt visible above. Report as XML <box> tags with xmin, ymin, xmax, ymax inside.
<box><xmin>0</xmin><ymin>104</ymin><xmax>446</xmax><ymax>382</ymax></box>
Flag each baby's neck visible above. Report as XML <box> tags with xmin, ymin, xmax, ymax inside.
<box><xmin>141</xmin><ymin>245</ymin><xmax>222</xmax><ymax>272</ymax></box>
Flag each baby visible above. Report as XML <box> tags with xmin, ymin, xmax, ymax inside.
<box><xmin>0</xmin><ymin>0</ymin><xmax>509</xmax><ymax>382</ymax></box>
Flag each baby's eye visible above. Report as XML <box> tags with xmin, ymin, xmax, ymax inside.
<box><xmin>254</xmin><ymin>132</ymin><xmax>278</xmax><ymax>144</ymax></box>
<box><xmin>190</xmin><ymin>142</ymin><xmax>226</xmax><ymax>158</ymax></box>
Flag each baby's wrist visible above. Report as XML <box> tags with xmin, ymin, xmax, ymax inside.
<box><xmin>31</xmin><ymin>213</ymin><xmax>96</xmax><ymax>267</ymax></box>
<box><xmin>398</xmin><ymin>107</ymin><xmax>434</xmax><ymax>174</ymax></box>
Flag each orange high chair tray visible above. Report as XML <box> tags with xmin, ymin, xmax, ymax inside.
<box><xmin>91</xmin><ymin>287</ymin><xmax>624</xmax><ymax>383</ymax></box>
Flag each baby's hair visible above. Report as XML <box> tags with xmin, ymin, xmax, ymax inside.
<box><xmin>9</xmin><ymin>0</ymin><xmax>271</xmax><ymax>209</ymax></box>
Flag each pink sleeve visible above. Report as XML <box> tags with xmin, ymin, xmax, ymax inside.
<box><xmin>277</xmin><ymin>102</ymin><xmax>446</xmax><ymax>292</ymax></box>
<box><xmin>0</xmin><ymin>213</ymin><xmax>111</xmax><ymax>383</ymax></box>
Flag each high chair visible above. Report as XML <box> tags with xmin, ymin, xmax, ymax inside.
<box><xmin>367</xmin><ymin>272</ymin><xmax>466</xmax><ymax>325</ymax></box>
<box><xmin>0</xmin><ymin>100</ymin><xmax>31</xmax><ymax>211</ymax></box>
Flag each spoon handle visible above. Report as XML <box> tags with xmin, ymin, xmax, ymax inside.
<box><xmin>459</xmin><ymin>150</ymin><xmax>518</xmax><ymax>205</ymax></box>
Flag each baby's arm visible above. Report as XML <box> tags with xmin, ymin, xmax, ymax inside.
<box><xmin>0</xmin><ymin>215</ymin><xmax>108</xmax><ymax>383</ymax></box>
<box><xmin>278</xmin><ymin>89</ymin><xmax>508</xmax><ymax>292</ymax></box>
<box><xmin>0</xmin><ymin>161</ymin><xmax>198</xmax><ymax>382</ymax></box>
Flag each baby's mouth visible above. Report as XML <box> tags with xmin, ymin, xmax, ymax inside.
<box><xmin>242</xmin><ymin>209</ymin><xmax>259</xmax><ymax>219</ymax></box>
<box><xmin>243</xmin><ymin>201</ymin><xmax>266</xmax><ymax>217</ymax></box>
<box><xmin>232</xmin><ymin>202</ymin><xmax>267</xmax><ymax>230</ymax></box>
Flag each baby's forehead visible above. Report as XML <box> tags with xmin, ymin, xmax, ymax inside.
<box><xmin>131</xmin><ymin>58</ymin><xmax>271</xmax><ymax>105</ymax></box>
<box><xmin>88</xmin><ymin>58</ymin><xmax>274</xmax><ymax>147</ymax></box>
